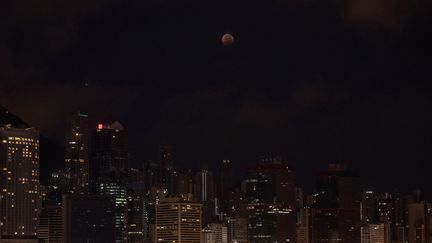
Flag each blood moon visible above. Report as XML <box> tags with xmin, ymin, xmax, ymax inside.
<box><xmin>221</xmin><ymin>33</ymin><xmax>234</xmax><ymax>46</ymax></box>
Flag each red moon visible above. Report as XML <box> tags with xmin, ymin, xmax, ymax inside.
<box><xmin>221</xmin><ymin>33</ymin><xmax>234</xmax><ymax>46</ymax></box>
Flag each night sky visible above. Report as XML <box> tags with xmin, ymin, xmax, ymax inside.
<box><xmin>1</xmin><ymin>0</ymin><xmax>432</xmax><ymax>191</ymax></box>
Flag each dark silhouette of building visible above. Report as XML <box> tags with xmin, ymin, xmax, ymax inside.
<box><xmin>219</xmin><ymin>159</ymin><xmax>233</xmax><ymax>216</ymax></box>
<box><xmin>91</xmin><ymin>120</ymin><xmax>129</xmax><ymax>243</ymax></box>
<box><xmin>127</xmin><ymin>190</ymin><xmax>145</xmax><ymax>243</ymax></box>
<box><xmin>408</xmin><ymin>203</ymin><xmax>430</xmax><ymax>243</ymax></box>
<box><xmin>38</xmin><ymin>205</ymin><xmax>63</xmax><ymax>243</ymax></box>
<box><xmin>91</xmin><ymin>121</ymin><xmax>129</xmax><ymax>185</ymax></box>
<box><xmin>244</xmin><ymin>156</ymin><xmax>296</xmax><ymax>243</ymax></box>
<box><xmin>312</xmin><ymin>164</ymin><xmax>361</xmax><ymax>243</ymax></box>
<box><xmin>64</xmin><ymin>111</ymin><xmax>89</xmax><ymax>194</ymax></box>
<box><xmin>62</xmin><ymin>194</ymin><xmax>116</xmax><ymax>243</ymax></box>
<box><xmin>361</xmin><ymin>189</ymin><xmax>378</xmax><ymax>224</ymax></box>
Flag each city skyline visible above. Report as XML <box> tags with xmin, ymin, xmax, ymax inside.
<box><xmin>1</xmin><ymin>0</ymin><xmax>432</xmax><ymax>193</ymax></box>
<box><xmin>0</xmin><ymin>113</ymin><xmax>431</xmax><ymax>243</ymax></box>
<box><xmin>0</xmin><ymin>105</ymin><xmax>430</xmax><ymax>195</ymax></box>
<box><xmin>1</xmin><ymin>0</ymin><xmax>432</xmax><ymax>242</ymax></box>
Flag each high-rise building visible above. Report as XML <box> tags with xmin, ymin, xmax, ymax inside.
<box><xmin>177</xmin><ymin>170</ymin><xmax>195</xmax><ymax>196</ymax></box>
<box><xmin>156</xmin><ymin>195</ymin><xmax>202</xmax><ymax>243</ymax></box>
<box><xmin>376</xmin><ymin>193</ymin><xmax>393</xmax><ymax>224</ymax></box>
<box><xmin>155</xmin><ymin>145</ymin><xmax>178</xmax><ymax>196</ymax></box>
<box><xmin>202</xmin><ymin>223</ymin><xmax>228</xmax><ymax>243</ymax></box>
<box><xmin>362</xmin><ymin>189</ymin><xmax>378</xmax><ymax>224</ymax></box>
<box><xmin>91</xmin><ymin>121</ymin><xmax>129</xmax><ymax>186</ymax></box>
<box><xmin>202</xmin><ymin>228</ymin><xmax>217</xmax><ymax>243</ymax></box>
<box><xmin>91</xmin><ymin>120</ymin><xmax>129</xmax><ymax>243</ymax></box>
<box><xmin>38</xmin><ymin>205</ymin><xmax>63</xmax><ymax>243</ymax></box>
<box><xmin>195</xmin><ymin>167</ymin><xmax>215</xmax><ymax>202</ymax></box>
<box><xmin>296</xmin><ymin>208</ymin><xmax>311</xmax><ymax>243</ymax></box>
<box><xmin>312</xmin><ymin>164</ymin><xmax>361</xmax><ymax>243</ymax></box>
<box><xmin>49</xmin><ymin>170</ymin><xmax>69</xmax><ymax>193</ymax></box>
<box><xmin>244</xmin><ymin>158</ymin><xmax>296</xmax><ymax>243</ymax></box>
<box><xmin>143</xmin><ymin>196</ymin><xmax>158</xmax><ymax>243</ymax></box>
<box><xmin>408</xmin><ymin>203</ymin><xmax>430</xmax><ymax>243</ymax></box>
<box><xmin>98</xmin><ymin>182</ymin><xmax>128</xmax><ymax>243</ymax></box>
<box><xmin>219</xmin><ymin>159</ymin><xmax>232</xmax><ymax>215</ymax></box>
<box><xmin>196</xmin><ymin>167</ymin><xmax>217</xmax><ymax>224</ymax></box>
<box><xmin>62</xmin><ymin>194</ymin><xmax>116</xmax><ymax>243</ymax></box>
<box><xmin>228</xmin><ymin>187</ymin><xmax>247</xmax><ymax>219</ymax></box>
<box><xmin>392</xmin><ymin>192</ymin><xmax>408</xmax><ymax>243</ymax></box>
<box><xmin>127</xmin><ymin>190</ymin><xmax>145</xmax><ymax>243</ymax></box>
<box><xmin>0</xmin><ymin>126</ymin><xmax>40</xmax><ymax>238</ymax></box>
<box><xmin>64</xmin><ymin>111</ymin><xmax>89</xmax><ymax>194</ymax></box>
<box><xmin>370</xmin><ymin>223</ymin><xmax>390</xmax><ymax>243</ymax></box>
<box><xmin>210</xmin><ymin>223</ymin><xmax>228</xmax><ymax>243</ymax></box>
<box><xmin>226</xmin><ymin>217</ymin><xmax>248</xmax><ymax>243</ymax></box>
<box><xmin>361</xmin><ymin>223</ymin><xmax>391</xmax><ymax>243</ymax></box>
<box><xmin>143</xmin><ymin>161</ymin><xmax>160</xmax><ymax>190</ymax></box>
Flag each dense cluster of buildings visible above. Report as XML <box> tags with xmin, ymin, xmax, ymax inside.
<box><xmin>0</xmin><ymin>110</ymin><xmax>430</xmax><ymax>243</ymax></box>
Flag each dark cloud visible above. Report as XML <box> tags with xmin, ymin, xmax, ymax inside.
<box><xmin>0</xmin><ymin>0</ymin><xmax>116</xmax><ymax>81</ymax></box>
<box><xmin>339</xmin><ymin>0</ymin><xmax>432</xmax><ymax>30</ymax></box>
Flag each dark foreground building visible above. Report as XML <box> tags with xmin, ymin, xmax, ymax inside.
<box><xmin>244</xmin><ymin>157</ymin><xmax>297</xmax><ymax>243</ymax></box>
<box><xmin>62</xmin><ymin>195</ymin><xmax>116</xmax><ymax>243</ymax></box>
<box><xmin>312</xmin><ymin>164</ymin><xmax>361</xmax><ymax>243</ymax></box>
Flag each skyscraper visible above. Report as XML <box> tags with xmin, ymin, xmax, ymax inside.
<box><xmin>64</xmin><ymin>111</ymin><xmax>89</xmax><ymax>194</ymax></box>
<box><xmin>98</xmin><ymin>182</ymin><xmax>128</xmax><ymax>243</ymax></box>
<box><xmin>297</xmin><ymin>208</ymin><xmax>311</xmax><ymax>243</ymax></box>
<box><xmin>219</xmin><ymin>159</ymin><xmax>232</xmax><ymax>215</ymax></box>
<box><xmin>226</xmin><ymin>217</ymin><xmax>248</xmax><ymax>243</ymax></box>
<box><xmin>127</xmin><ymin>190</ymin><xmax>145</xmax><ymax>243</ymax></box>
<box><xmin>312</xmin><ymin>164</ymin><xmax>361</xmax><ymax>243</ymax></box>
<box><xmin>91</xmin><ymin>120</ymin><xmax>129</xmax><ymax>185</ymax></box>
<box><xmin>0</xmin><ymin>126</ymin><xmax>40</xmax><ymax>238</ymax></box>
<box><xmin>361</xmin><ymin>189</ymin><xmax>378</xmax><ymax>224</ymax></box>
<box><xmin>244</xmin><ymin>157</ymin><xmax>296</xmax><ymax>243</ymax></box>
<box><xmin>158</xmin><ymin>145</ymin><xmax>173</xmax><ymax>169</ymax></box>
<box><xmin>62</xmin><ymin>194</ymin><xmax>116</xmax><ymax>243</ymax></box>
<box><xmin>196</xmin><ymin>167</ymin><xmax>217</xmax><ymax>224</ymax></box>
<box><xmin>195</xmin><ymin>167</ymin><xmax>215</xmax><ymax>202</ymax></box>
<box><xmin>408</xmin><ymin>203</ymin><xmax>430</xmax><ymax>243</ymax></box>
<box><xmin>157</xmin><ymin>145</ymin><xmax>177</xmax><ymax>195</ymax></box>
<box><xmin>202</xmin><ymin>223</ymin><xmax>228</xmax><ymax>243</ymax></box>
<box><xmin>156</xmin><ymin>195</ymin><xmax>202</xmax><ymax>243</ymax></box>
<box><xmin>38</xmin><ymin>205</ymin><xmax>63</xmax><ymax>243</ymax></box>
<box><xmin>392</xmin><ymin>192</ymin><xmax>408</xmax><ymax>243</ymax></box>
<box><xmin>91</xmin><ymin>120</ymin><xmax>129</xmax><ymax>243</ymax></box>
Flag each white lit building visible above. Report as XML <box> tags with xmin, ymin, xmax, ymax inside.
<box><xmin>0</xmin><ymin>126</ymin><xmax>40</xmax><ymax>238</ymax></box>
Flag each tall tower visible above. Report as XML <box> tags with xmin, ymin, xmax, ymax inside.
<box><xmin>158</xmin><ymin>145</ymin><xmax>173</xmax><ymax>169</ymax></box>
<box><xmin>408</xmin><ymin>203</ymin><xmax>430</xmax><ymax>243</ymax></box>
<box><xmin>361</xmin><ymin>189</ymin><xmax>378</xmax><ymax>224</ymax></box>
<box><xmin>195</xmin><ymin>167</ymin><xmax>214</xmax><ymax>202</ymax></box>
<box><xmin>195</xmin><ymin>167</ymin><xmax>216</xmax><ymax>224</ymax></box>
<box><xmin>312</xmin><ymin>164</ymin><xmax>361</xmax><ymax>243</ymax></box>
<box><xmin>65</xmin><ymin>111</ymin><xmax>89</xmax><ymax>194</ymax></box>
<box><xmin>219</xmin><ymin>159</ymin><xmax>232</xmax><ymax>215</ymax></box>
<box><xmin>157</xmin><ymin>145</ymin><xmax>177</xmax><ymax>195</ymax></box>
<box><xmin>0</xmin><ymin>126</ymin><xmax>40</xmax><ymax>237</ymax></box>
<box><xmin>91</xmin><ymin>120</ymin><xmax>129</xmax><ymax>243</ymax></box>
<box><xmin>155</xmin><ymin>195</ymin><xmax>202</xmax><ymax>243</ymax></box>
<box><xmin>91</xmin><ymin>120</ymin><xmax>128</xmax><ymax>184</ymax></box>
<box><xmin>244</xmin><ymin>157</ymin><xmax>297</xmax><ymax>243</ymax></box>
